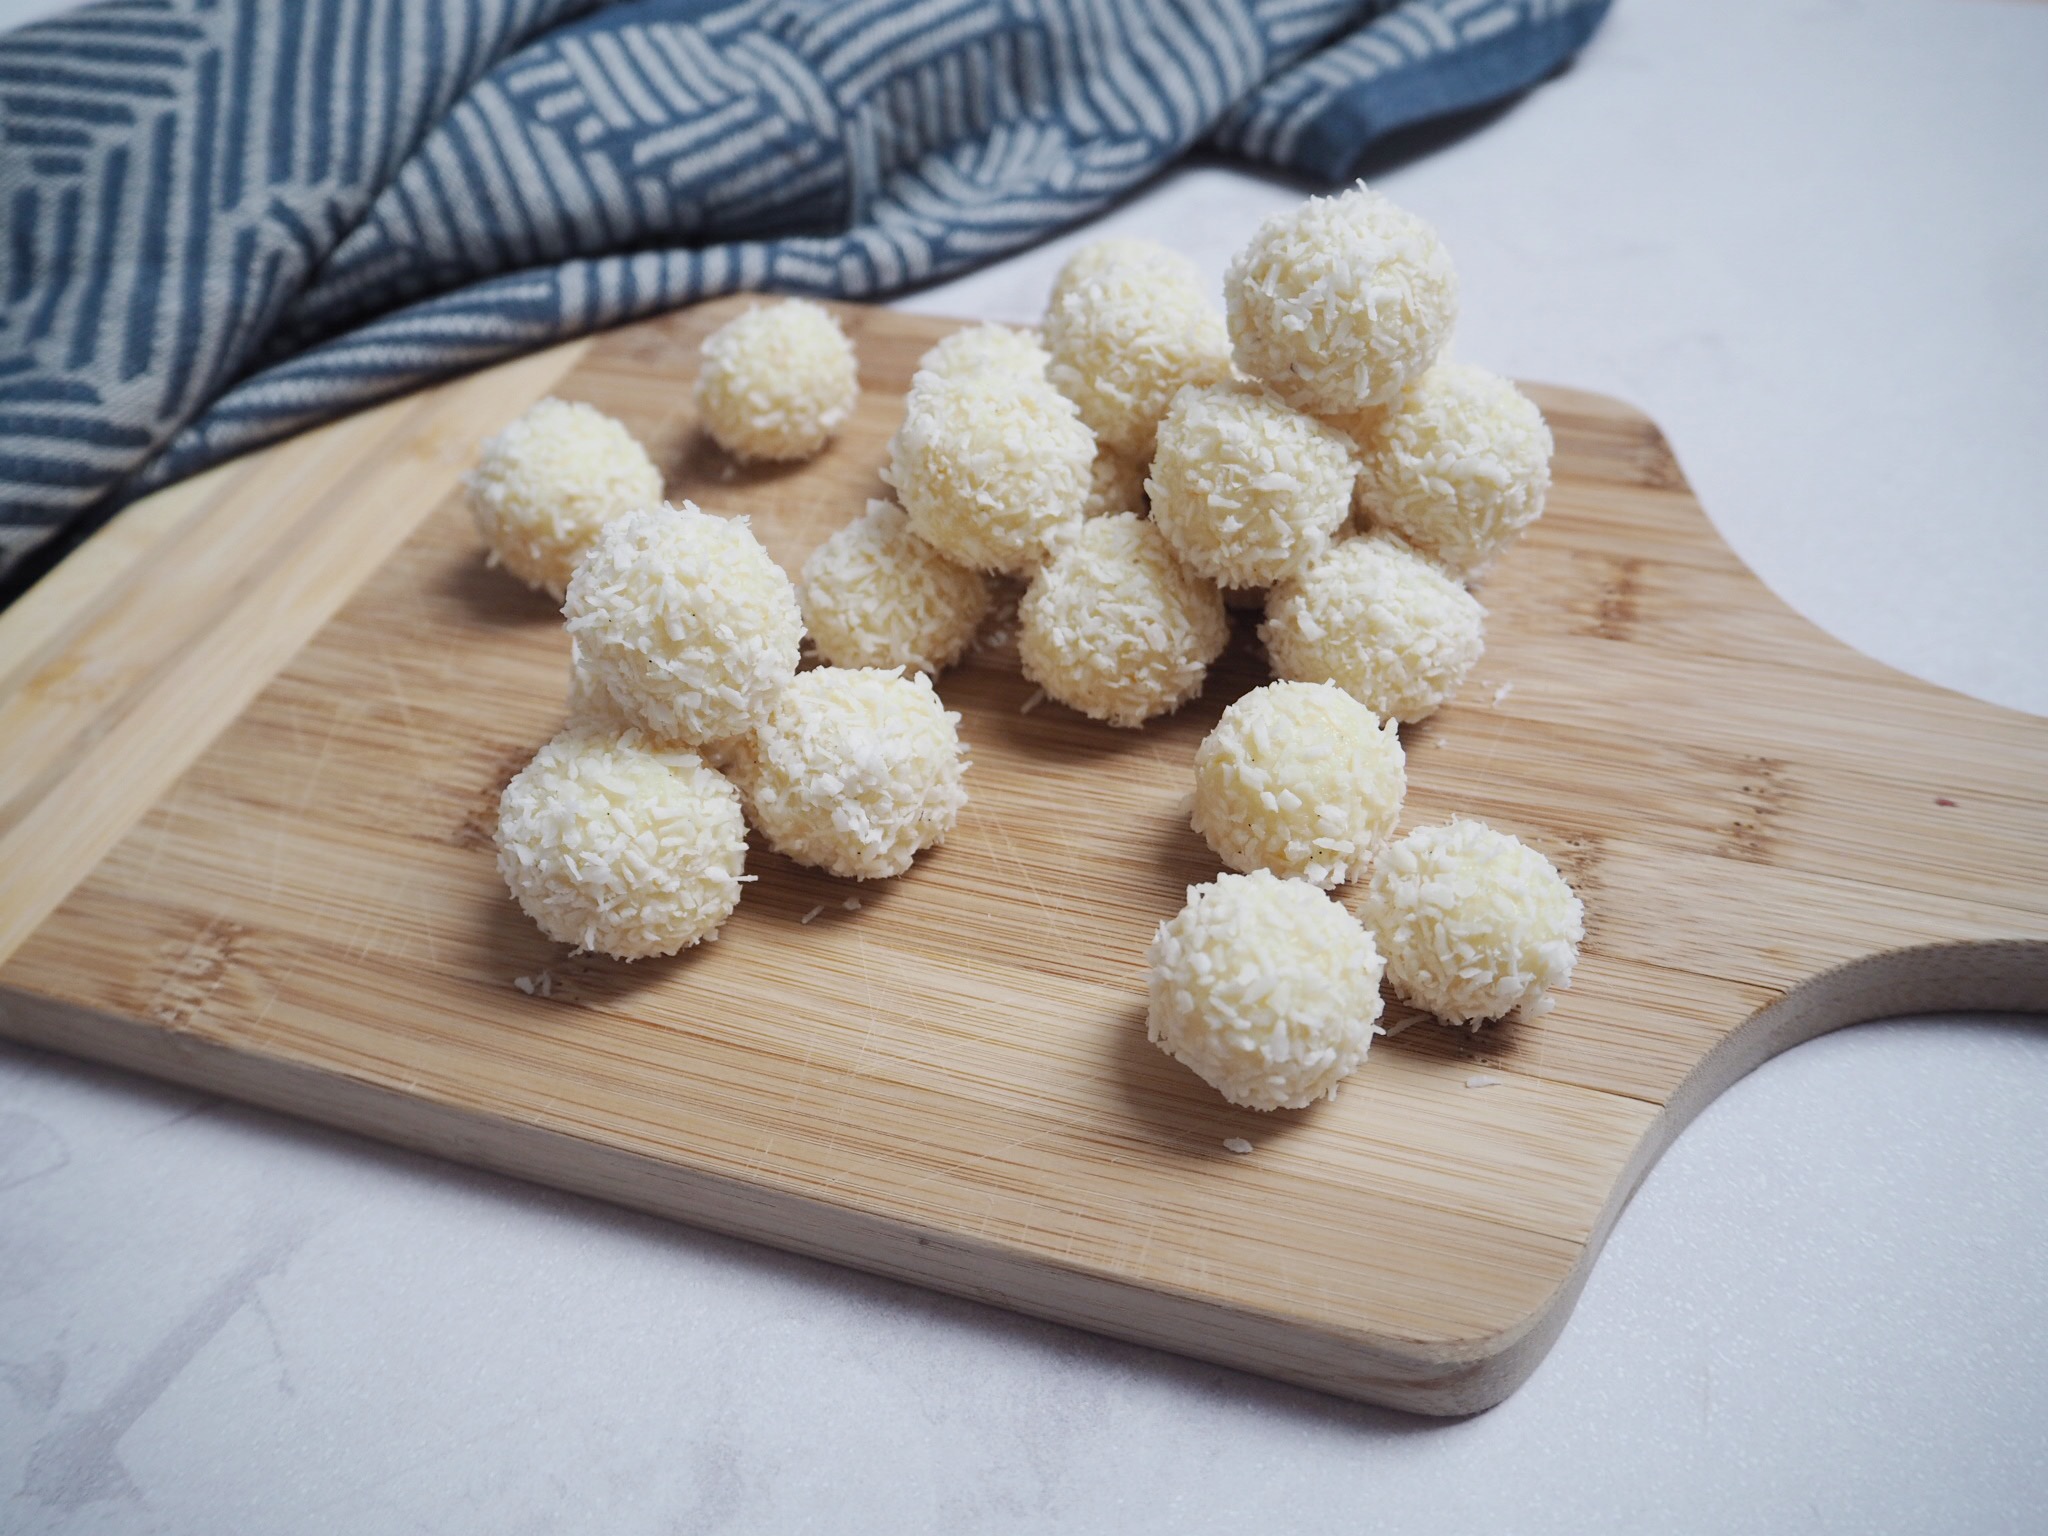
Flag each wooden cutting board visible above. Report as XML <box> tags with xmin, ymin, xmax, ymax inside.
<box><xmin>3</xmin><ymin>299</ymin><xmax>2044</xmax><ymax>1415</ymax></box>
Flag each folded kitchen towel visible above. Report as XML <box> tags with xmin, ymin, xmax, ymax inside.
<box><xmin>0</xmin><ymin>0</ymin><xmax>1609</xmax><ymax>589</ymax></box>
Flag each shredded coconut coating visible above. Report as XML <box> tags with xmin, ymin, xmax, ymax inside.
<box><xmin>1226</xmin><ymin>186</ymin><xmax>1457</xmax><ymax>415</ymax></box>
<box><xmin>1084</xmin><ymin>445</ymin><xmax>1150</xmax><ymax>518</ymax></box>
<box><xmin>1261</xmin><ymin>532</ymin><xmax>1484</xmax><ymax>724</ymax></box>
<box><xmin>726</xmin><ymin>666</ymin><xmax>969</xmax><ymax>879</ymax></box>
<box><xmin>1148</xmin><ymin>381</ymin><xmax>1357</xmax><ymax>589</ymax></box>
<box><xmin>1043</xmin><ymin>251</ymin><xmax>1231</xmax><ymax>461</ymax></box>
<box><xmin>884</xmin><ymin>367</ymin><xmax>1093</xmax><ymax>574</ymax></box>
<box><xmin>463</xmin><ymin>398</ymin><xmax>663</xmax><ymax>598</ymax></box>
<box><xmin>1327</xmin><ymin>402</ymin><xmax>1392</xmax><ymax>455</ymax></box>
<box><xmin>563</xmin><ymin>502</ymin><xmax>803</xmax><ymax>747</ymax></box>
<box><xmin>695</xmin><ymin>299</ymin><xmax>859</xmax><ymax>462</ymax></box>
<box><xmin>1047</xmin><ymin>237</ymin><xmax>1197</xmax><ymax>308</ymax></box>
<box><xmin>1354</xmin><ymin>362</ymin><xmax>1554</xmax><ymax>579</ymax></box>
<box><xmin>1192</xmin><ymin>681</ymin><xmax>1406</xmax><ymax>888</ymax></box>
<box><xmin>918</xmin><ymin>323</ymin><xmax>1048</xmax><ymax>383</ymax></box>
<box><xmin>1360</xmin><ymin>818</ymin><xmax>1584</xmax><ymax>1025</ymax></box>
<box><xmin>564</xmin><ymin>647</ymin><xmax>632</xmax><ymax>735</ymax></box>
<box><xmin>1147</xmin><ymin>869</ymin><xmax>1386</xmax><ymax>1111</ymax></box>
<box><xmin>564</xmin><ymin>644</ymin><xmax>748</xmax><ymax>769</ymax></box>
<box><xmin>494</xmin><ymin>728</ymin><xmax>750</xmax><ymax>959</ymax></box>
<box><xmin>1018</xmin><ymin>513</ymin><xmax>1228</xmax><ymax>728</ymax></box>
<box><xmin>801</xmin><ymin>499</ymin><xmax>993</xmax><ymax>674</ymax></box>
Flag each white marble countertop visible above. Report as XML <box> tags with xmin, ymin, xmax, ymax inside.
<box><xmin>4</xmin><ymin>1</ymin><xmax>2046</xmax><ymax>1531</ymax></box>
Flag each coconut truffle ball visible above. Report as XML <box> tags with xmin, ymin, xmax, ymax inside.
<box><xmin>1361</xmin><ymin>818</ymin><xmax>1585</xmax><ymax>1025</ymax></box>
<box><xmin>884</xmin><ymin>368</ymin><xmax>1093</xmax><ymax>575</ymax></box>
<box><xmin>564</xmin><ymin>647</ymin><xmax>632</xmax><ymax>735</ymax></box>
<box><xmin>563</xmin><ymin>644</ymin><xmax>750</xmax><ymax>768</ymax></box>
<box><xmin>1327</xmin><ymin>402</ymin><xmax>1392</xmax><ymax>455</ymax></box>
<box><xmin>801</xmin><ymin>499</ymin><xmax>993</xmax><ymax>675</ymax></box>
<box><xmin>494</xmin><ymin>728</ymin><xmax>750</xmax><ymax>959</ymax></box>
<box><xmin>1261</xmin><ymin>532</ymin><xmax>1484</xmax><ymax>724</ymax></box>
<box><xmin>1354</xmin><ymin>362</ymin><xmax>1554</xmax><ymax>580</ymax></box>
<box><xmin>727</xmin><ymin>667</ymin><xmax>968</xmax><ymax>880</ymax></box>
<box><xmin>1226</xmin><ymin>186</ymin><xmax>1457</xmax><ymax>415</ymax></box>
<box><xmin>1192</xmin><ymin>681</ymin><xmax>1406</xmax><ymax>889</ymax></box>
<box><xmin>563</xmin><ymin>502</ymin><xmax>803</xmax><ymax>746</ymax></box>
<box><xmin>1047</xmin><ymin>237</ymin><xmax>1196</xmax><ymax>310</ymax></box>
<box><xmin>464</xmin><ymin>398</ymin><xmax>663</xmax><ymax>598</ymax></box>
<box><xmin>1043</xmin><ymin>251</ymin><xmax>1231</xmax><ymax>461</ymax></box>
<box><xmin>1147</xmin><ymin>381</ymin><xmax>1357</xmax><ymax>589</ymax></box>
<box><xmin>917</xmin><ymin>323</ymin><xmax>1047</xmax><ymax>383</ymax></box>
<box><xmin>695</xmin><ymin>299</ymin><xmax>859</xmax><ymax>462</ymax></box>
<box><xmin>1084</xmin><ymin>445</ymin><xmax>1149</xmax><ymax>518</ymax></box>
<box><xmin>1147</xmin><ymin>869</ymin><xmax>1387</xmax><ymax>1111</ymax></box>
<box><xmin>1018</xmin><ymin>513</ymin><xmax>1228</xmax><ymax>728</ymax></box>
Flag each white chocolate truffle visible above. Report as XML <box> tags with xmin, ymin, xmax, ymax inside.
<box><xmin>1047</xmin><ymin>237</ymin><xmax>1195</xmax><ymax>309</ymax></box>
<box><xmin>1261</xmin><ymin>532</ymin><xmax>1484</xmax><ymax>724</ymax></box>
<box><xmin>1147</xmin><ymin>869</ymin><xmax>1386</xmax><ymax>1111</ymax></box>
<box><xmin>1360</xmin><ymin>818</ymin><xmax>1585</xmax><ymax>1024</ymax></box>
<box><xmin>494</xmin><ymin>728</ymin><xmax>749</xmax><ymax>959</ymax></box>
<box><xmin>917</xmin><ymin>323</ymin><xmax>1047</xmax><ymax>383</ymax></box>
<box><xmin>1043</xmin><ymin>251</ymin><xmax>1231</xmax><ymax>461</ymax></box>
<box><xmin>1354</xmin><ymin>362</ymin><xmax>1554</xmax><ymax>579</ymax></box>
<box><xmin>695</xmin><ymin>299</ymin><xmax>859</xmax><ymax>462</ymax></box>
<box><xmin>1084</xmin><ymin>445</ymin><xmax>1150</xmax><ymax>518</ymax></box>
<box><xmin>563</xmin><ymin>644</ymin><xmax>749</xmax><ymax>772</ymax></box>
<box><xmin>884</xmin><ymin>368</ymin><xmax>1092</xmax><ymax>575</ymax></box>
<box><xmin>801</xmin><ymin>499</ymin><xmax>993</xmax><ymax>675</ymax></box>
<box><xmin>1226</xmin><ymin>186</ymin><xmax>1457</xmax><ymax>415</ymax></box>
<box><xmin>464</xmin><ymin>398</ymin><xmax>663</xmax><ymax>598</ymax></box>
<box><xmin>1192</xmin><ymin>681</ymin><xmax>1406</xmax><ymax>888</ymax></box>
<box><xmin>727</xmin><ymin>667</ymin><xmax>968</xmax><ymax>880</ymax></box>
<box><xmin>1326</xmin><ymin>402</ymin><xmax>1392</xmax><ymax>455</ymax></box>
<box><xmin>1018</xmin><ymin>513</ymin><xmax>1228</xmax><ymax>728</ymax></box>
<box><xmin>1148</xmin><ymin>381</ymin><xmax>1357</xmax><ymax>589</ymax></box>
<box><xmin>563</xmin><ymin>502</ymin><xmax>803</xmax><ymax>746</ymax></box>
<box><xmin>565</xmin><ymin>646</ymin><xmax>631</xmax><ymax>734</ymax></box>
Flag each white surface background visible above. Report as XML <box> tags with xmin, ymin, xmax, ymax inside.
<box><xmin>4</xmin><ymin>0</ymin><xmax>2046</xmax><ymax>1531</ymax></box>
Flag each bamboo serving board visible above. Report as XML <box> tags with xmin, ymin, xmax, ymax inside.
<box><xmin>3</xmin><ymin>299</ymin><xmax>2044</xmax><ymax>1415</ymax></box>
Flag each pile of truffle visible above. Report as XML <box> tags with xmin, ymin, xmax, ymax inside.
<box><xmin>464</xmin><ymin>185</ymin><xmax>1585</xmax><ymax>1120</ymax></box>
<box><xmin>472</xmin><ymin>302</ymin><xmax>966</xmax><ymax>961</ymax></box>
<box><xmin>1049</xmin><ymin>188</ymin><xmax>1587</xmax><ymax>1114</ymax></box>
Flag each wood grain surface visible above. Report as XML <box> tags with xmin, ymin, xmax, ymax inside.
<box><xmin>3</xmin><ymin>299</ymin><xmax>2044</xmax><ymax>1415</ymax></box>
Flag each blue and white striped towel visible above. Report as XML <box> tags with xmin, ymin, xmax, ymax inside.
<box><xmin>0</xmin><ymin>0</ymin><xmax>1609</xmax><ymax>591</ymax></box>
